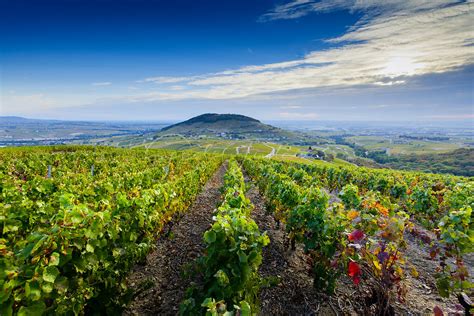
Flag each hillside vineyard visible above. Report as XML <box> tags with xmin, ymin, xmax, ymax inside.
<box><xmin>0</xmin><ymin>146</ymin><xmax>472</xmax><ymax>315</ymax></box>
<box><xmin>241</xmin><ymin>157</ymin><xmax>472</xmax><ymax>314</ymax></box>
<box><xmin>0</xmin><ymin>147</ymin><xmax>223</xmax><ymax>314</ymax></box>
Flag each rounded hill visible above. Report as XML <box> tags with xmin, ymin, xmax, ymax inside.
<box><xmin>159</xmin><ymin>113</ymin><xmax>294</xmax><ymax>141</ymax></box>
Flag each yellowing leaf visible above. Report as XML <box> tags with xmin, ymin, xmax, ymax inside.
<box><xmin>347</xmin><ymin>210</ymin><xmax>359</xmax><ymax>220</ymax></box>
<box><xmin>49</xmin><ymin>252</ymin><xmax>60</xmax><ymax>266</ymax></box>
<box><xmin>373</xmin><ymin>259</ymin><xmax>381</xmax><ymax>271</ymax></box>
<box><xmin>86</xmin><ymin>244</ymin><xmax>94</xmax><ymax>253</ymax></box>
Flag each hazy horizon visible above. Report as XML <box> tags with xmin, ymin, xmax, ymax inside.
<box><xmin>1</xmin><ymin>0</ymin><xmax>473</xmax><ymax>123</ymax></box>
<box><xmin>2</xmin><ymin>113</ymin><xmax>473</xmax><ymax>129</ymax></box>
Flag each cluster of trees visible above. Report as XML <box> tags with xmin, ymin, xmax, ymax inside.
<box><xmin>332</xmin><ymin>135</ymin><xmax>473</xmax><ymax>177</ymax></box>
<box><xmin>384</xmin><ymin>148</ymin><xmax>474</xmax><ymax>177</ymax></box>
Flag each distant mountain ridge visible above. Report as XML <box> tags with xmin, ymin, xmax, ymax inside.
<box><xmin>0</xmin><ymin>116</ymin><xmax>43</xmax><ymax>123</ymax></box>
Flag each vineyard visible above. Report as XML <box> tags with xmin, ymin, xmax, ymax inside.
<box><xmin>0</xmin><ymin>146</ymin><xmax>472</xmax><ymax>315</ymax></box>
<box><xmin>0</xmin><ymin>147</ymin><xmax>223</xmax><ymax>315</ymax></box>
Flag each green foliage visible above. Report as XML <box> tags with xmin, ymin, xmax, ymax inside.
<box><xmin>181</xmin><ymin>160</ymin><xmax>268</xmax><ymax>315</ymax></box>
<box><xmin>1</xmin><ymin>144</ymin><xmax>472</xmax><ymax>314</ymax></box>
<box><xmin>383</xmin><ymin>148</ymin><xmax>474</xmax><ymax>177</ymax></box>
<box><xmin>339</xmin><ymin>184</ymin><xmax>361</xmax><ymax>209</ymax></box>
<box><xmin>0</xmin><ymin>146</ymin><xmax>222</xmax><ymax>315</ymax></box>
<box><xmin>434</xmin><ymin>183</ymin><xmax>474</xmax><ymax>298</ymax></box>
<box><xmin>242</xmin><ymin>158</ymin><xmax>344</xmax><ymax>294</ymax></box>
<box><xmin>240</xmin><ymin>155</ymin><xmax>472</xmax><ymax>307</ymax></box>
<box><xmin>287</xmin><ymin>186</ymin><xmax>329</xmax><ymax>245</ymax></box>
<box><xmin>410</xmin><ymin>185</ymin><xmax>439</xmax><ymax>216</ymax></box>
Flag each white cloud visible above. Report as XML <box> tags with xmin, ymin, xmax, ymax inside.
<box><xmin>374</xmin><ymin>80</ymin><xmax>405</xmax><ymax>86</ymax></box>
<box><xmin>134</xmin><ymin>1</ymin><xmax>473</xmax><ymax>101</ymax></box>
<box><xmin>92</xmin><ymin>82</ymin><xmax>112</xmax><ymax>86</ymax></box>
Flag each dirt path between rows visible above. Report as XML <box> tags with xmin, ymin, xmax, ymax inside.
<box><xmin>124</xmin><ymin>162</ymin><xmax>227</xmax><ymax>315</ymax></box>
<box><xmin>246</xmin><ymin>182</ymin><xmax>350</xmax><ymax>315</ymax></box>
<box><xmin>395</xmin><ymin>224</ymin><xmax>474</xmax><ymax>315</ymax></box>
<box><xmin>244</xmin><ymin>175</ymin><xmax>331</xmax><ymax>315</ymax></box>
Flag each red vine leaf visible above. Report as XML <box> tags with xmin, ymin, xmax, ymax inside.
<box><xmin>433</xmin><ymin>305</ymin><xmax>443</xmax><ymax>316</ymax></box>
<box><xmin>348</xmin><ymin>261</ymin><xmax>361</xmax><ymax>285</ymax></box>
<box><xmin>348</xmin><ymin>229</ymin><xmax>365</xmax><ymax>242</ymax></box>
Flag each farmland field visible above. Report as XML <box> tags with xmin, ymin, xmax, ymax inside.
<box><xmin>1</xmin><ymin>146</ymin><xmax>472</xmax><ymax>315</ymax></box>
<box><xmin>345</xmin><ymin>136</ymin><xmax>462</xmax><ymax>155</ymax></box>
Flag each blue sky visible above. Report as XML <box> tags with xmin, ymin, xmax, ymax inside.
<box><xmin>1</xmin><ymin>0</ymin><xmax>473</xmax><ymax>123</ymax></box>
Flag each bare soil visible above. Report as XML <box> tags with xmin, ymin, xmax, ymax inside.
<box><xmin>123</xmin><ymin>163</ymin><xmax>227</xmax><ymax>315</ymax></box>
<box><xmin>245</xmin><ymin>180</ymin><xmax>472</xmax><ymax>315</ymax></box>
<box><xmin>394</xmin><ymin>224</ymin><xmax>473</xmax><ymax>315</ymax></box>
<box><xmin>123</xmin><ymin>166</ymin><xmax>472</xmax><ymax>316</ymax></box>
<box><xmin>244</xmin><ymin>174</ymin><xmax>335</xmax><ymax>315</ymax></box>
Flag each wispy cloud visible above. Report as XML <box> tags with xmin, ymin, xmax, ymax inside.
<box><xmin>280</xmin><ymin>105</ymin><xmax>303</xmax><ymax>109</ymax></box>
<box><xmin>258</xmin><ymin>0</ymin><xmax>464</xmax><ymax>22</ymax></box>
<box><xmin>134</xmin><ymin>1</ymin><xmax>472</xmax><ymax>101</ymax></box>
<box><xmin>138</xmin><ymin>76</ymin><xmax>189</xmax><ymax>84</ymax></box>
<box><xmin>92</xmin><ymin>82</ymin><xmax>112</xmax><ymax>86</ymax></box>
<box><xmin>374</xmin><ymin>80</ymin><xmax>406</xmax><ymax>86</ymax></box>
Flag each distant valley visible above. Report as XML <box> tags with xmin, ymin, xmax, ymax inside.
<box><xmin>0</xmin><ymin>116</ymin><xmax>170</xmax><ymax>147</ymax></box>
<box><xmin>1</xmin><ymin>114</ymin><xmax>472</xmax><ymax>176</ymax></box>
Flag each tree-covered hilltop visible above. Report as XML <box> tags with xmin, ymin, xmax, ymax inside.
<box><xmin>160</xmin><ymin>113</ymin><xmax>285</xmax><ymax>138</ymax></box>
<box><xmin>157</xmin><ymin>113</ymin><xmax>324</xmax><ymax>144</ymax></box>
